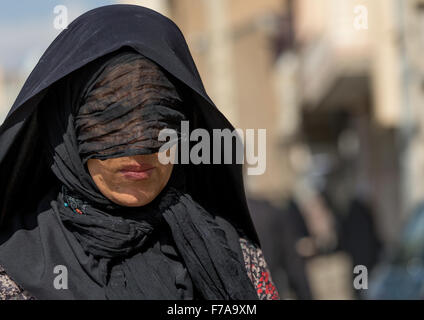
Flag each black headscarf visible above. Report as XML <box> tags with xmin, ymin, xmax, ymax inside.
<box><xmin>0</xmin><ymin>5</ymin><xmax>260</xmax><ymax>300</ymax></box>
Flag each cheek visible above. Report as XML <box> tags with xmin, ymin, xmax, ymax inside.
<box><xmin>153</xmin><ymin>150</ymin><xmax>174</xmax><ymax>186</ymax></box>
<box><xmin>159</xmin><ymin>163</ymin><xmax>173</xmax><ymax>188</ymax></box>
<box><xmin>88</xmin><ymin>161</ymin><xmax>119</xmax><ymax>188</ymax></box>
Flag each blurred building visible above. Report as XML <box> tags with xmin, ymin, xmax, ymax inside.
<box><xmin>294</xmin><ymin>0</ymin><xmax>424</xmax><ymax>245</ymax></box>
<box><xmin>0</xmin><ymin>67</ymin><xmax>5</xmax><ymax>122</ymax></box>
<box><xmin>398</xmin><ymin>0</ymin><xmax>424</xmax><ymax>219</ymax></box>
<box><xmin>293</xmin><ymin>0</ymin><xmax>400</xmax><ymax>246</ymax></box>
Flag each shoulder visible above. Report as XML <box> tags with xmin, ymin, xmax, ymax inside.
<box><xmin>0</xmin><ymin>265</ymin><xmax>35</xmax><ymax>300</ymax></box>
<box><xmin>239</xmin><ymin>238</ymin><xmax>280</xmax><ymax>300</ymax></box>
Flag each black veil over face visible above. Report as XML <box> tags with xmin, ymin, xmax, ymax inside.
<box><xmin>37</xmin><ymin>48</ymin><xmax>187</xmax><ymax>209</ymax></box>
<box><xmin>0</xmin><ymin>5</ymin><xmax>258</xmax><ymax>244</ymax></box>
<box><xmin>76</xmin><ymin>52</ymin><xmax>186</xmax><ymax>163</ymax></box>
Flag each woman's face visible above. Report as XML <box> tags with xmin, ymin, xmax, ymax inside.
<box><xmin>87</xmin><ymin>151</ymin><xmax>173</xmax><ymax>207</ymax></box>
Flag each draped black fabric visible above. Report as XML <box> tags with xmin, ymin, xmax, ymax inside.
<box><xmin>0</xmin><ymin>5</ymin><xmax>260</xmax><ymax>300</ymax></box>
<box><xmin>33</xmin><ymin>48</ymin><xmax>257</xmax><ymax>299</ymax></box>
<box><xmin>57</xmin><ymin>184</ymin><xmax>256</xmax><ymax>300</ymax></box>
<box><xmin>58</xmin><ymin>185</ymin><xmax>195</xmax><ymax>300</ymax></box>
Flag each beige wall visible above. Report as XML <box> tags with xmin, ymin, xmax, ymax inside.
<box><xmin>396</xmin><ymin>0</ymin><xmax>424</xmax><ymax>213</ymax></box>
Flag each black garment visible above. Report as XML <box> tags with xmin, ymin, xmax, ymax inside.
<box><xmin>340</xmin><ymin>199</ymin><xmax>382</xmax><ymax>273</ymax></box>
<box><xmin>0</xmin><ymin>5</ymin><xmax>259</xmax><ymax>300</ymax></box>
<box><xmin>60</xmin><ymin>185</ymin><xmax>195</xmax><ymax>300</ymax></box>
<box><xmin>44</xmin><ymin>182</ymin><xmax>254</xmax><ymax>300</ymax></box>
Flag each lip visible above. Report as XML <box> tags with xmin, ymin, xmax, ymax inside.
<box><xmin>119</xmin><ymin>164</ymin><xmax>156</xmax><ymax>180</ymax></box>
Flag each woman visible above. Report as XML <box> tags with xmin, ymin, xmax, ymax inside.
<box><xmin>0</xmin><ymin>5</ymin><xmax>278</xmax><ymax>300</ymax></box>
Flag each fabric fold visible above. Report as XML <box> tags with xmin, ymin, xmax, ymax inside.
<box><xmin>52</xmin><ymin>184</ymin><xmax>257</xmax><ymax>300</ymax></box>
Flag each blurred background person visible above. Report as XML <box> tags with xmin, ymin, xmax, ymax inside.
<box><xmin>367</xmin><ymin>203</ymin><xmax>424</xmax><ymax>299</ymax></box>
<box><xmin>248</xmin><ymin>197</ymin><xmax>313</xmax><ymax>299</ymax></box>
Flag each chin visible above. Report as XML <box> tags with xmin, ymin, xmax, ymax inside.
<box><xmin>112</xmin><ymin>192</ymin><xmax>155</xmax><ymax>207</ymax></box>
